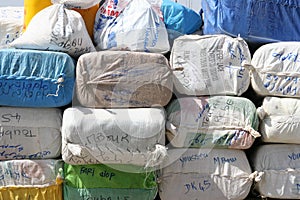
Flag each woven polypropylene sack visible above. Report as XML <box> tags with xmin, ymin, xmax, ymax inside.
<box><xmin>202</xmin><ymin>0</ymin><xmax>300</xmax><ymax>43</ymax></box>
<box><xmin>170</xmin><ymin>34</ymin><xmax>251</xmax><ymax>96</ymax></box>
<box><xmin>251</xmin><ymin>144</ymin><xmax>300</xmax><ymax>199</ymax></box>
<box><xmin>258</xmin><ymin>97</ymin><xmax>300</xmax><ymax>143</ymax></box>
<box><xmin>251</xmin><ymin>42</ymin><xmax>300</xmax><ymax>98</ymax></box>
<box><xmin>75</xmin><ymin>51</ymin><xmax>173</xmax><ymax>108</ymax></box>
<box><xmin>158</xmin><ymin>148</ymin><xmax>254</xmax><ymax>200</ymax></box>
<box><xmin>0</xmin><ymin>49</ymin><xmax>75</xmax><ymax>107</ymax></box>
<box><xmin>63</xmin><ymin>163</ymin><xmax>157</xmax><ymax>200</ymax></box>
<box><xmin>166</xmin><ymin>96</ymin><xmax>260</xmax><ymax>149</ymax></box>
<box><xmin>0</xmin><ymin>159</ymin><xmax>63</xmax><ymax>200</ymax></box>
<box><xmin>0</xmin><ymin>107</ymin><xmax>62</xmax><ymax>160</ymax></box>
<box><xmin>62</xmin><ymin>107</ymin><xmax>167</xmax><ymax>167</ymax></box>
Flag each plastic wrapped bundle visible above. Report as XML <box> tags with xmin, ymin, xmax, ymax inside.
<box><xmin>94</xmin><ymin>0</ymin><xmax>169</xmax><ymax>53</ymax></box>
<box><xmin>166</xmin><ymin>96</ymin><xmax>260</xmax><ymax>149</ymax></box>
<box><xmin>0</xmin><ymin>49</ymin><xmax>75</xmax><ymax>107</ymax></box>
<box><xmin>64</xmin><ymin>163</ymin><xmax>157</xmax><ymax>200</ymax></box>
<box><xmin>202</xmin><ymin>0</ymin><xmax>300</xmax><ymax>43</ymax></box>
<box><xmin>0</xmin><ymin>7</ymin><xmax>23</xmax><ymax>46</ymax></box>
<box><xmin>0</xmin><ymin>107</ymin><xmax>62</xmax><ymax>160</ymax></box>
<box><xmin>251</xmin><ymin>144</ymin><xmax>300</xmax><ymax>199</ymax></box>
<box><xmin>258</xmin><ymin>97</ymin><xmax>300</xmax><ymax>143</ymax></box>
<box><xmin>170</xmin><ymin>34</ymin><xmax>251</xmax><ymax>96</ymax></box>
<box><xmin>75</xmin><ymin>51</ymin><xmax>173</xmax><ymax>108</ymax></box>
<box><xmin>251</xmin><ymin>42</ymin><xmax>300</xmax><ymax>98</ymax></box>
<box><xmin>0</xmin><ymin>159</ymin><xmax>63</xmax><ymax>200</ymax></box>
<box><xmin>62</xmin><ymin>107</ymin><xmax>167</xmax><ymax>168</ymax></box>
<box><xmin>158</xmin><ymin>148</ymin><xmax>255</xmax><ymax>200</ymax></box>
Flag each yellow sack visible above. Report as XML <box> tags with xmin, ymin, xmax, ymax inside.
<box><xmin>23</xmin><ymin>0</ymin><xmax>52</xmax><ymax>31</ymax></box>
<box><xmin>0</xmin><ymin>184</ymin><xmax>63</xmax><ymax>200</ymax></box>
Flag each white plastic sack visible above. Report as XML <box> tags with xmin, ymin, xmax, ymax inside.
<box><xmin>0</xmin><ymin>159</ymin><xmax>62</xmax><ymax>187</ymax></box>
<box><xmin>159</xmin><ymin>148</ymin><xmax>255</xmax><ymax>200</ymax></box>
<box><xmin>62</xmin><ymin>107</ymin><xmax>167</xmax><ymax>167</ymax></box>
<box><xmin>166</xmin><ymin>96</ymin><xmax>260</xmax><ymax>149</ymax></box>
<box><xmin>94</xmin><ymin>0</ymin><xmax>169</xmax><ymax>53</ymax></box>
<box><xmin>10</xmin><ymin>4</ymin><xmax>95</xmax><ymax>58</ymax></box>
<box><xmin>0</xmin><ymin>7</ymin><xmax>23</xmax><ymax>46</ymax></box>
<box><xmin>252</xmin><ymin>144</ymin><xmax>300</xmax><ymax>199</ymax></box>
<box><xmin>170</xmin><ymin>34</ymin><xmax>251</xmax><ymax>96</ymax></box>
<box><xmin>0</xmin><ymin>107</ymin><xmax>62</xmax><ymax>160</ymax></box>
<box><xmin>51</xmin><ymin>0</ymin><xmax>100</xmax><ymax>9</ymax></box>
<box><xmin>251</xmin><ymin>42</ymin><xmax>300</xmax><ymax>97</ymax></box>
<box><xmin>258</xmin><ymin>97</ymin><xmax>300</xmax><ymax>143</ymax></box>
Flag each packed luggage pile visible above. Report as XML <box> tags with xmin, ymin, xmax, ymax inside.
<box><xmin>1</xmin><ymin>0</ymin><xmax>300</xmax><ymax>199</ymax></box>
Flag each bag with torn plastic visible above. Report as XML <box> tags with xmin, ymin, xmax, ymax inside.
<box><xmin>158</xmin><ymin>148</ymin><xmax>255</xmax><ymax>200</ymax></box>
<box><xmin>0</xmin><ymin>107</ymin><xmax>62</xmax><ymax>160</ymax></box>
<box><xmin>166</xmin><ymin>96</ymin><xmax>260</xmax><ymax>149</ymax></box>
<box><xmin>251</xmin><ymin>42</ymin><xmax>300</xmax><ymax>98</ymax></box>
<box><xmin>94</xmin><ymin>0</ymin><xmax>169</xmax><ymax>53</ymax></box>
<box><xmin>0</xmin><ymin>159</ymin><xmax>63</xmax><ymax>200</ymax></box>
<box><xmin>62</xmin><ymin>107</ymin><xmax>167</xmax><ymax>168</ymax></box>
<box><xmin>170</xmin><ymin>34</ymin><xmax>251</xmax><ymax>96</ymax></box>
<box><xmin>251</xmin><ymin>144</ymin><xmax>300</xmax><ymax>199</ymax></box>
<box><xmin>64</xmin><ymin>163</ymin><xmax>158</xmax><ymax>200</ymax></box>
<box><xmin>10</xmin><ymin>3</ymin><xmax>95</xmax><ymax>58</ymax></box>
<box><xmin>257</xmin><ymin>97</ymin><xmax>300</xmax><ymax>143</ymax></box>
<box><xmin>75</xmin><ymin>51</ymin><xmax>173</xmax><ymax>108</ymax></box>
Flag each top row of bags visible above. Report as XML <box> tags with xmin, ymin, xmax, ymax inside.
<box><xmin>4</xmin><ymin>0</ymin><xmax>202</xmax><ymax>58</ymax></box>
<box><xmin>1</xmin><ymin>34</ymin><xmax>300</xmax><ymax>108</ymax></box>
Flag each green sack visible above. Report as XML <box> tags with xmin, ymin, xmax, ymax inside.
<box><xmin>64</xmin><ymin>163</ymin><xmax>158</xmax><ymax>200</ymax></box>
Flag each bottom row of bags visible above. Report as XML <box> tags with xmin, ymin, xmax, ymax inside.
<box><xmin>1</xmin><ymin>145</ymin><xmax>300</xmax><ymax>200</ymax></box>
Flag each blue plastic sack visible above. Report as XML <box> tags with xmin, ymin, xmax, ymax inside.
<box><xmin>0</xmin><ymin>49</ymin><xmax>75</xmax><ymax>107</ymax></box>
<box><xmin>202</xmin><ymin>0</ymin><xmax>300</xmax><ymax>43</ymax></box>
<box><xmin>161</xmin><ymin>0</ymin><xmax>202</xmax><ymax>34</ymax></box>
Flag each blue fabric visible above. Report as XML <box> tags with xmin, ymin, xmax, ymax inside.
<box><xmin>161</xmin><ymin>0</ymin><xmax>202</xmax><ymax>34</ymax></box>
<box><xmin>0</xmin><ymin>49</ymin><xmax>75</xmax><ymax>107</ymax></box>
<box><xmin>202</xmin><ymin>0</ymin><xmax>300</xmax><ymax>43</ymax></box>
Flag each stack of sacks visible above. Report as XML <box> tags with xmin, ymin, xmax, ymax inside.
<box><xmin>0</xmin><ymin>6</ymin><xmax>23</xmax><ymax>46</ymax></box>
<box><xmin>158</xmin><ymin>34</ymin><xmax>261</xmax><ymax>200</ymax></box>
<box><xmin>0</xmin><ymin>49</ymin><xmax>73</xmax><ymax>200</ymax></box>
<box><xmin>249</xmin><ymin>42</ymin><xmax>300</xmax><ymax>198</ymax></box>
<box><xmin>0</xmin><ymin>1</ymin><xmax>90</xmax><ymax>198</ymax></box>
<box><xmin>62</xmin><ymin>50</ymin><xmax>173</xmax><ymax>199</ymax></box>
<box><xmin>201</xmin><ymin>0</ymin><xmax>300</xmax><ymax>44</ymax></box>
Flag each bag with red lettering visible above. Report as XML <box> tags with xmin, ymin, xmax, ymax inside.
<box><xmin>251</xmin><ymin>42</ymin><xmax>300</xmax><ymax>98</ymax></box>
<box><xmin>94</xmin><ymin>0</ymin><xmax>169</xmax><ymax>53</ymax></box>
<box><xmin>10</xmin><ymin>3</ymin><xmax>95</xmax><ymax>58</ymax></box>
<box><xmin>158</xmin><ymin>148</ymin><xmax>255</xmax><ymax>200</ymax></box>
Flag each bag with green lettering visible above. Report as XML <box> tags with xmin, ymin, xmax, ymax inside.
<box><xmin>158</xmin><ymin>148</ymin><xmax>255</xmax><ymax>200</ymax></box>
<box><xmin>166</xmin><ymin>96</ymin><xmax>260</xmax><ymax>149</ymax></box>
<box><xmin>63</xmin><ymin>163</ymin><xmax>158</xmax><ymax>200</ymax></box>
<box><xmin>251</xmin><ymin>144</ymin><xmax>300</xmax><ymax>199</ymax></box>
<box><xmin>0</xmin><ymin>159</ymin><xmax>63</xmax><ymax>200</ymax></box>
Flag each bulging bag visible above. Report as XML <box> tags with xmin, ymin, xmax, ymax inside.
<box><xmin>251</xmin><ymin>42</ymin><xmax>300</xmax><ymax>98</ymax></box>
<box><xmin>11</xmin><ymin>4</ymin><xmax>96</xmax><ymax>58</ymax></box>
<box><xmin>257</xmin><ymin>97</ymin><xmax>300</xmax><ymax>143</ymax></box>
<box><xmin>94</xmin><ymin>0</ymin><xmax>170</xmax><ymax>53</ymax></box>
